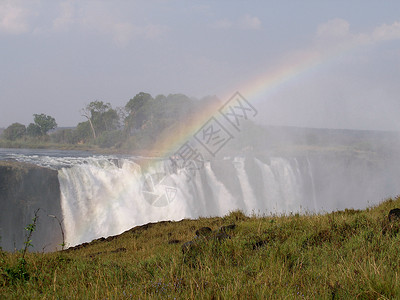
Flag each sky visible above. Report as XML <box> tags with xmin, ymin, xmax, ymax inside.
<box><xmin>1</xmin><ymin>1</ymin><xmax>400</xmax><ymax>131</ymax></box>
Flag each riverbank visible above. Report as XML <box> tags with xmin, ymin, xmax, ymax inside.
<box><xmin>0</xmin><ymin>139</ymin><xmax>166</xmax><ymax>157</ymax></box>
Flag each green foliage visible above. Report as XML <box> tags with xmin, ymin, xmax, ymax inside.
<box><xmin>124</xmin><ymin>93</ymin><xmax>195</xmax><ymax>147</ymax></box>
<box><xmin>124</xmin><ymin>93</ymin><xmax>153</xmax><ymax>132</ymax></box>
<box><xmin>81</xmin><ymin>101</ymin><xmax>120</xmax><ymax>140</ymax></box>
<box><xmin>88</xmin><ymin>101</ymin><xmax>119</xmax><ymax>132</ymax></box>
<box><xmin>21</xmin><ymin>209</ymin><xmax>39</xmax><ymax>258</ymax></box>
<box><xmin>0</xmin><ymin>209</ymin><xmax>39</xmax><ymax>286</ymax></box>
<box><xmin>96</xmin><ymin>130</ymin><xmax>126</xmax><ymax>148</ymax></box>
<box><xmin>33</xmin><ymin>113</ymin><xmax>57</xmax><ymax>135</ymax></box>
<box><xmin>26</xmin><ymin>123</ymin><xmax>41</xmax><ymax>137</ymax></box>
<box><xmin>0</xmin><ymin>92</ymin><xmax>205</xmax><ymax>151</ymax></box>
<box><xmin>50</xmin><ymin>128</ymin><xmax>80</xmax><ymax>144</ymax></box>
<box><xmin>125</xmin><ymin>92</ymin><xmax>153</xmax><ymax>115</ymax></box>
<box><xmin>75</xmin><ymin>121</ymin><xmax>93</xmax><ymax>143</ymax></box>
<box><xmin>2</xmin><ymin>123</ymin><xmax>26</xmax><ymax>140</ymax></box>
<box><xmin>3</xmin><ymin>258</ymin><xmax>29</xmax><ymax>283</ymax></box>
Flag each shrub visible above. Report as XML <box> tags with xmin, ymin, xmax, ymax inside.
<box><xmin>3</xmin><ymin>123</ymin><xmax>26</xmax><ymax>140</ymax></box>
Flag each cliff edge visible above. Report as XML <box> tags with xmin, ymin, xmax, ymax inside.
<box><xmin>0</xmin><ymin>161</ymin><xmax>62</xmax><ymax>252</ymax></box>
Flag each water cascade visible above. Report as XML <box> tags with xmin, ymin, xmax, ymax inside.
<box><xmin>2</xmin><ymin>150</ymin><xmax>399</xmax><ymax>249</ymax></box>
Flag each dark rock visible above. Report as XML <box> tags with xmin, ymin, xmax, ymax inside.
<box><xmin>195</xmin><ymin>227</ymin><xmax>212</xmax><ymax>237</ymax></box>
<box><xmin>213</xmin><ymin>232</ymin><xmax>230</xmax><ymax>242</ymax></box>
<box><xmin>109</xmin><ymin>158</ymin><xmax>120</xmax><ymax>168</ymax></box>
<box><xmin>389</xmin><ymin>208</ymin><xmax>400</xmax><ymax>221</ymax></box>
<box><xmin>105</xmin><ymin>235</ymin><xmax>118</xmax><ymax>242</ymax></box>
<box><xmin>168</xmin><ymin>239</ymin><xmax>180</xmax><ymax>244</ymax></box>
<box><xmin>68</xmin><ymin>242</ymin><xmax>90</xmax><ymax>251</ymax></box>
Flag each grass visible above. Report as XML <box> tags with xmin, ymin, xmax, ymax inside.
<box><xmin>0</xmin><ymin>139</ymin><xmax>96</xmax><ymax>152</ymax></box>
<box><xmin>2</xmin><ymin>197</ymin><xmax>400</xmax><ymax>299</ymax></box>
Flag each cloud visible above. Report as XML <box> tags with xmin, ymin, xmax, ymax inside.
<box><xmin>213</xmin><ymin>14</ymin><xmax>261</xmax><ymax>30</ymax></box>
<box><xmin>108</xmin><ymin>22</ymin><xmax>136</xmax><ymax>46</ymax></box>
<box><xmin>29</xmin><ymin>1</ymin><xmax>169</xmax><ymax>47</ymax></box>
<box><xmin>316</xmin><ymin>18</ymin><xmax>350</xmax><ymax>38</ymax></box>
<box><xmin>316</xmin><ymin>18</ymin><xmax>400</xmax><ymax>47</ymax></box>
<box><xmin>51</xmin><ymin>2</ymin><xmax>168</xmax><ymax>46</ymax></box>
<box><xmin>141</xmin><ymin>24</ymin><xmax>168</xmax><ymax>39</ymax></box>
<box><xmin>372</xmin><ymin>21</ymin><xmax>400</xmax><ymax>42</ymax></box>
<box><xmin>213</xmin><ymin>18</ymin><xmax>232</xmax><ymax>29</ymax></box>
<box><xmin>52</xmin><ymin>1</ymin><xmax>76</xmax><ymax>31</ymax></box>
<box><xmin>0</xmin><ymin>1</ymin><xmax>30</xmax><ymax>34</ymax></box>
<box><xmin>85</xmin><ymin>18</ymin><xmax>167</xmax><ymax>47</ymax></box>
<box><xmin>239</xmin><ymin>14</ymin><xmax>261</xmax><ymax>30</ymax></box>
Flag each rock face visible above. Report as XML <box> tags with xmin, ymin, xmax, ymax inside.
<box><xmin>0</xmin><ymin>161</ymin><xmax>62</xmax><ymax>252</ymax></box>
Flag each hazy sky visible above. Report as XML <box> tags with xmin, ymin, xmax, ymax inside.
<box><xmin>1</xmin><ymin>1</ymin><xmax>400</xmax><ymax>130</ymax></box>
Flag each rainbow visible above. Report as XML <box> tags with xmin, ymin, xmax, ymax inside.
<box><xmin>137</xmin><ymin>41</ymin><xmax>361</xmax><ymax>171</ymax></box>
<box><xmin>69</xmin><ymin>42</ymin><xmax>367</xmax><ymax>244</ymax></box>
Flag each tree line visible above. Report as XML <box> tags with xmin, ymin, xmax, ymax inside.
<box><xmin>1</xmin><ymin>92</ymin><xmax>216</xmax><ymax>150</ymax></box>
<box><xmin>2</xmin><ymin>114</ymin><xmax>57</xmax><ymax>141</ymax></box>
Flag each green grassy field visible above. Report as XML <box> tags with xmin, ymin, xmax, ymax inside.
<box><xmin>1</xmin><ymin>197</ymin><xmax>400</xmax><ymax>299</ymax></box>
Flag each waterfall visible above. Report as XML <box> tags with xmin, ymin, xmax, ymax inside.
<box><xmin>307</xmin><ymin>157</ymin><xmax>318</xmax><ymax>212</ymax></box>
<box><xmin>58</xmin><ymin>158</ymin><xmax>196</xmax><ymax>247</ymax></box>
<box><xmin>254</xmin><ymin>158</ymin><xmax>303</xmax><ymax>214</ymax></box>
<box><xmin>4</xmin><ymin>149</ymin><xmax>396</xmax><ymax>249</ymax></box>
<box><xmin>57</xmin><ymin>156</ymin><xmax>309</xmax><ymax>246</ymax></box>
<box><xmin>233</xmin><ymin>157</ymin><xmax>258</xmax><ymax>214</ymax></box>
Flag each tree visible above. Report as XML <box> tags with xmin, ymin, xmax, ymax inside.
<box><xmin>81</xmin><ymin>101</ymin><xmax>119</xmax><ymax>139</ymax></box>
<box><xmin>125</xmin><ymin>92</ymin><xmax>153</xmax><ymax>115</ymax></box>
<box><xmin>2</xmin><ymin>123</ymin><xmax>26</xmax><ymax>140</ymax></box>
<box><xmin>33</xmin><ymin>114</ymin><xmax>57</xmax><ymax>135</ymax></box>
<box><xmin>75</xmin><ymin>121</ymin><xmax>92</xmax><ymax>143</ymax></box>
<box><xmin>50</xmin><ymin>128</ymin><xmax>79</xmax><ymax>144</ymax></box>
<box><xmin>125</xmin><ymin>93</ymin><xmax>154</xmax><ymax>133</ymax></box>
<box><xmin>102</xmin><ymin>108</ymin><xmax>119</xmax><ymax>131</ymax></box>
<box><xmin>81</xmin><ymin>107</ymin><xmax>97</xmax><ymax>139</ymax></box>
<box><xmin>155</xmin><ymin>94</ymin><xmax>167</xmax><ymax>102</ymax></box>
<box><xmin>26</xmin><ymin>123</ymin><xmax>41</xmax><ymax>137</ymax></box>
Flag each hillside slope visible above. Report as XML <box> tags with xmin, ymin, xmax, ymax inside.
<box><xmin>1</xmin><ymin>196</ymin><xmax>400</xmax><ymax>299</ymax></box>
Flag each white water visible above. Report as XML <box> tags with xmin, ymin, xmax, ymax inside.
<box><xmin>56</xmin><ymin>156</ymin><xmax>312</xmax><ymax>246</ymax></box>
<box><xmin>255</xmin><ymin>158</ymin><xmax>303</xmax><ymax>214</ymax></box>
<box><xmin>4</xmin><ymin>150</ymin><xmax>398</xmax><ymax>248</ymax></box>
<box><xmin>58</xmin><ymin>159</ymin><xmax>194</xmax><ymax>246</ymax></box>
<box><xmin>233</xmin><ymin>157</ymin><xmax>258</xmax><ymax>213</ymax></box>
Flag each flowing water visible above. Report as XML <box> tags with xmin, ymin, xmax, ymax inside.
<box><xmin>1</xmin><ymin>148</ymin><xmax>399</xmax><ymax>248</ymax></box>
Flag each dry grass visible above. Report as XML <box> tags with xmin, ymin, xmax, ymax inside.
<box><xmin>1</xmin><ymin>197</ymin><xmax>400</xmax><ymax>299</ymax></box>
